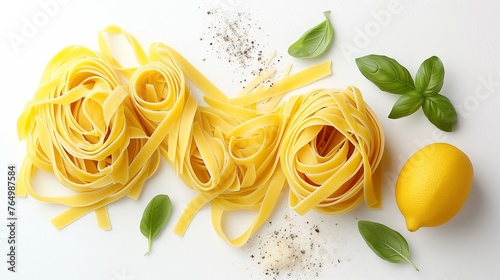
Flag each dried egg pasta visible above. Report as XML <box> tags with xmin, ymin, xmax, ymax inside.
<box><xmin>17</xmin><ymin>26</ymin><xmax>383</xmax><ymax>247</ymax></box>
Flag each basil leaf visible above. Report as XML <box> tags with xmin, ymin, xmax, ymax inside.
<box><xmin>140</xmin><ymin>194</ymin><xmax>172</xmax><ymax>255</ymax></box>
<box><xmin>288</xmin><ymin>11</ymin><xmax>334</xmax><ymax>58</ymax></box>
<box><xmin>355</xmin><ymin>54</ymin><xmax>415</xmax><ymax>94</ymax></box>
<box><xmin>388</xmin><ymin>91</ymin><xmax>424</xmax><ymax>119</ymax></box>
<box><xmin>415</xmin><ymin>56</ymin><xmax>445</xmax><ymax>96</ymax></box>
<box><xmin>422</xmin><ymin>94</ymin><xmax>457</xmax><ymax>132</ymax></box>
<box><xmin>358</xmin><ymin>220</ymin><xmax>419</xmax><ymax>271</ymax></box>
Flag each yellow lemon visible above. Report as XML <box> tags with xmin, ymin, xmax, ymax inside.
<box><xmin>395</xmin><ymin>143</ymin><xmax>473</xmax><ymax>232</ymax></box>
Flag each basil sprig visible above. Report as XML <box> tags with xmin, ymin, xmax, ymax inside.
<box><xmin>355</xmin><ymin>54</ymin><xmax>457</xmax><ymax>132</ymax></box>
<box><xmin>358</xmin><ymin>220</ymin><xmax>419</xmax><ymax>271</ymax></box>
<box><xmin>288</xmin><ymin>11</ymin><xmax>334</xmax><ymax>58</ymax></box>
<box><xmin>140</xmin><ymin>194</ymin><xmax>172</xmax><ymax>255</ymax></box>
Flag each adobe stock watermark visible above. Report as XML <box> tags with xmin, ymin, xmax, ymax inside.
<box><xmin>213</xmin><ymin>0</ymin><xmax>244</xmax><ymax>10</ymax></box>
<box><xmin>110</xmin><ymin>268</ymin><xmax>136</xmax><ymax>280</ymax></box>
<box><xmin>456</xmin><ymin>73</ymin><xmax>499</xmax><ymax>119</ymax></box>
<box><xmin>340</xmin><ymin>0</ymin><xmax>403</xmax><ymax>61</ymax></box>
<box><xmin>383</xmin><ymin>128</ymin><xmax>448</xmax><ymax>190</ymax></box>
<box><xmin>6</xmin><ymin>0</ymin><xmax>71</xmax><ymax>53</ymax></box>
<box><xmin>382</xmin><ymin>72</ymin><xmax>499</xmax><ymax>189</ymax></box>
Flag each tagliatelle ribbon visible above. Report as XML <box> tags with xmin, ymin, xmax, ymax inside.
<box><xmin>17</xmin><ymin>26</ymin><xmax>384</xmax><ymax>247</ymax></box>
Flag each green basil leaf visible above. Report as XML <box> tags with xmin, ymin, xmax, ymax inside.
<box><xmin>355</xmin><ymin>54</ymin><xmax>415</xmax><ymax>94</ymax></box>
<box><xmin>388</xmin><ymin>91</ymin><xmax>424</xmax><ymax>119</ymax></box>
<box><xmin>288</xmin><ymin>11</ymin><xmax>334</xmax><ymax>58</ymax></box>
<box><xmin>140</xmin><ymin>194</ymin><xmax>172</xmax><ymax>255</ymax></box>
<box><xmin>422</xmin><ymin>94</ymin><xmax>457</xmax><ymax>132</ymax></box>
<box><xmin>358</xmin><ymin>220</ymin><xmax>419</xmax><ymax>271</ymax></box>
<box><xmin>415</xmin><ymin>56</ymin><xmax>445</xmax><ymax>96</ymax></box>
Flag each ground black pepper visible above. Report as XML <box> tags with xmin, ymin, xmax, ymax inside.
<box><xmin>201</xmin><ymin>8</ymin><xmax>262</xmax><ymax>65</ymax></box>
<box><xmin>199</xmin><ymin>5</ymin><xmax>282</xmax><ymax>86</ymax></box>
<box><xmin>247</xmin><ymin>210</ymin><xmax>349</xmax><ymax>279</ymax></box>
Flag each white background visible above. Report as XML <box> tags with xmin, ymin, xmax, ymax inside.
<box><xmin>1</xmin><ymin>0</ymin><xmax>499</xmax><ymax>279</ymax></box>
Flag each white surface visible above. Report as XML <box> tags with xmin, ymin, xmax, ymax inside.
<box><xmin>1</xmin><ymin>0</ymin><xmax>499</xmax><ymax>279</ymax></box>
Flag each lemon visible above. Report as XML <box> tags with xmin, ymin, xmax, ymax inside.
<box><xmin>395</xmin><ymin>143</ymin><xmax>473</xmax><ymax>232</ymax></box>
